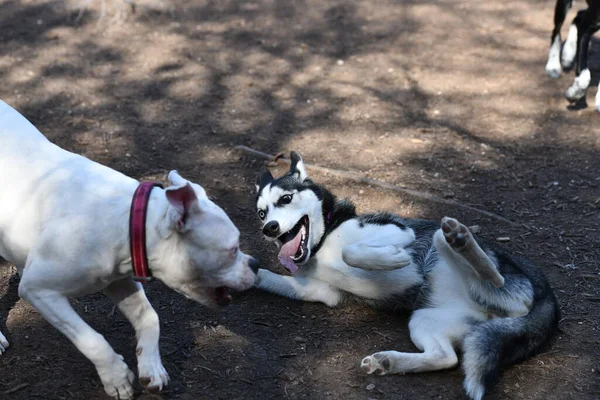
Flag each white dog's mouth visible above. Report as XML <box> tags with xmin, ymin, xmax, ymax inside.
<box><xmin>213</xmin><ymin>287</ymin><xmax>232</xmax><ymax>306</ymax></box>
<box><xmin>277</xmin><ymin>215</ymin><xmax>310</xmax><ymax>273</ymax></box>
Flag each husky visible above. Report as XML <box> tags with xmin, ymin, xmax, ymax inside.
<box><xmin>253</xmin><ymin>152</ymin><xmax>560</xmax><ymax>400</ymax></box>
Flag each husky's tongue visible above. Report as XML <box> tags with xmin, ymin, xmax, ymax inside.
<box><xmin>277</xmin><ymin>229</ymin><xmax>303</xmax><ymax>274</ymax></box>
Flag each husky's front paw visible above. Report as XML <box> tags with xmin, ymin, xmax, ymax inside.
<box><xmin>97</xmin><ymin>355</ymin><xmax>135</xmax><ymax>399</ymax></box>
<box><xmin>138</xmin><ymin>352</ymin><xmax>169</xmax><ymax>393</ymax></box>
<box><xmin>361</xmin><ymin>352</ymin><xmax>393</xmax><ymax>375</ymax></box>
<box><xmin>441</xmin><ymin>217</ymin><xmax>470</xmax><ymax>250</ymax></box>
<box><xmin>0</xmin><ymin>330</ymin><xmax>9</xmax><ymax>354</ymax></box>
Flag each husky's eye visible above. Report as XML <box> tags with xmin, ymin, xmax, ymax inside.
<box><xmin>279</xmin><ymin>194</ymin><xmax>293</xmax><ymax>205</ymax></box>
<box><xmin>231</xmin><ymin>246</ymin><xmax>238</xmax><ymax>256</ymax></box>
<box><xmin>258</xmin><ymin>209</ymin><xmax>266</xmax><ymax>220</ymax></box>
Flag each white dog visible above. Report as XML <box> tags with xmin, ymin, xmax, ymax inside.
<box><xmin>0</xmin><ymin>100</ymin><xmax>258</xmax><ymax>398</ymax></box>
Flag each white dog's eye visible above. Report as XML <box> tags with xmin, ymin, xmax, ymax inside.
<box><xmin>231</xmin><ymin>246</ymin><xmax>238</xmax><ymax>256</ymax></box>
<box><xmin>258</xmin><ymin>209</ymin><xmax>266</xmax><ymax>220</ymax></box>
<box><xmin>279</xmin><ymin>194</ymin><xmax>293</xmax><ymax>205</ymax></box>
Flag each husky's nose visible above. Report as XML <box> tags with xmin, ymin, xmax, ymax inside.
<box><xmin>248</xmin><ymin>257</ymin><xmax>259</xmax><ymax>274</ymax></box>
<box><xmin>263</xmin><ymin>221</ymin><xmax>280</xmax><ymax>237</ymax></box>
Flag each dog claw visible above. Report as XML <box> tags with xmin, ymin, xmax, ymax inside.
<box><xmin>98</xmin><ymin>356</ymin><xmax>135</xmax><ymax>399</ymax></box>
<box><xmin>361</xmin><ymin>353</ymin><xmax>391</xmax><ymax>375</ymax></box>
<box><xmin>138</xmin><ymin>353</ymin><xmax>169</xmax><ymax>394</ymax></box>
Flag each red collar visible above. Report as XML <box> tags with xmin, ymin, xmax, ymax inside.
<box><xmin>129</xmin><ymin>182</ymin><xmax>162</xmax><ymax>282</ymax></box>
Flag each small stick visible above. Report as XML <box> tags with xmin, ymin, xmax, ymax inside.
<box><xmin>235</xmin><ymin>145</ymin><xmax>517</xmax><ymax>226</ymax></box>
<box><xmin>3</xmin><ymin>383</ymin><xmax>29</xmax><ymax>395</ymax></box>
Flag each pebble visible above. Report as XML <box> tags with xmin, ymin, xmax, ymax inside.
<box><xmin>366</xmin><ymin>383</ymin><xmax>376</xmax><ymax>391</ymax></box>
<box><xmin>336</xmin><ymin>59</ymin><xmax>344</xmax><ymax>65</ymax></box>
<box><xmin>496</xmin><ymin>237</ymin><xmax>510</xmax><ymax>242</ymax></box>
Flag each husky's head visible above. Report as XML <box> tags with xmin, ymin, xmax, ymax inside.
<box><xmin>255</xmin><ymin>152</ymin><xmax>330</xmax><ymax>274</ymax></box>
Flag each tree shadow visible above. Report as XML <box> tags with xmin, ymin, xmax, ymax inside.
<box><xmin>1</xmin><ymin>0</ymin><xmax>599</xmax><ymax>399</ymax></box>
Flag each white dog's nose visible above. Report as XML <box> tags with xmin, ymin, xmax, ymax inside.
<box><xmin>248</xmin><ymin>257</ymin><xmax>259</xmax><ymax>274</ymax></box>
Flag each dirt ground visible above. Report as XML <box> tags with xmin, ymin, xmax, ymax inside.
<box><xmin>1</xmin><ymin>0</ymin><xmax>599</xmax><ymax>399</ymax></box>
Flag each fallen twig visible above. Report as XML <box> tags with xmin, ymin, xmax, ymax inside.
<box><xmin>3</xmin><ymin>383</ymin><xmax>29</xmax><ymax>395</ymax></box>
<box><xmin>235</xmin><ymin>145</ymin><xmax>517</xmax><ymax>226</ymax></box>
<box><xmin>250</xmin><ymin>320</ymin><xmax>272</xmax><ymax>327</ymax></box>
<box><xmin>279</xmin><ymin>353</ymin><xmax>298</xmax><ymax>358</ymax></box>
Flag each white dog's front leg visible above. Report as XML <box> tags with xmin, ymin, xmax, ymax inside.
<box><xmin>342</xmin><ymin>243</ymin><xmax>411</xmax><ymax>271</ymax></box>
<box><xmin>18</xmin><ymin>283</ymin><xmax>134</xmax><ymax>399</ymax></box>
<box><xmin>104</xmin><ymin>279</ymin><xmax>169</xmax><ymax>393</ymax></box>
<box><xmin>256</xmin><ymin>269</ymin><xmax>342</xmax><ymax>307</ymax></box>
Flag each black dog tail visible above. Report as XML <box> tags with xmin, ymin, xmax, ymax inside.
<box><xmin>461</xmin><ymin>291</ymin><xmax>560</xmax><ymax>400</ymax></box>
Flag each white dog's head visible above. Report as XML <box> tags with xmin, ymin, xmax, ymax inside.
<box><xmin>151</xmin><ymin>171</ymin><xmax>258</xmax><ymax>309</ymax></box>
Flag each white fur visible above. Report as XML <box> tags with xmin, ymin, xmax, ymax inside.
<box><xmin>566</xmin><ymin>68</ymin><xmax>591</xmax><ymax>101</ymax></box>
<box><xmin>256</xmin><ymin>269</ymin><xmax>342</xmax><ymax>306</ymax></box>
<box><xmin>561</xmin><ymin>24</ymin><xmax>578</xmax><ymax>68</ymax></box>
<box><xmin>0</xmin><ymin>330</ymin><xmax>9</xmax><ymax>353</ymax></box>
<box><xmin>595</xmin><ymin>87</ymin><xmax>600</xmax><ymax>113</ymax></box>
<box><xmin>546</xmin><ymin>34</ymin><xmax>563</xmax><ymax>78</ymax></box>
<box><xmin>341</xmin><ymin>226</ymin><xmax>414</xmax><ymax>270</ymax></box>
<box><xmin>0</xmin><ymin>100</ymin><xmax>256</xmax><ymax>397</ymax></box>
<box><xmin>294</xmin><ymin>158</ymin><xmax>309</xmax><ymax>181</ymax></box>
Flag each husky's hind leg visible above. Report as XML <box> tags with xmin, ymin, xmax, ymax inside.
<box><xmin>435</xmin><ymin>217</ymin><xmax>504</xmax><ymax>288</ymax></box>
<box><xmin>361</xmin><ymin>307</ymin><xmax>474</xmax><ymax>375</ymax></box>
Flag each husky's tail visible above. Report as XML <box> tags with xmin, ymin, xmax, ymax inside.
<box><xmin>461</xmin><ymin>286</ymin><xmax>560</xmax><ymax>400</ymax></box>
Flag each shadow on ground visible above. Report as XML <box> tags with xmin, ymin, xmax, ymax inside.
<box><xmin>0</xmin><ymin>0</ymin><xmax>599</xmax><ymax>399</ymax></box>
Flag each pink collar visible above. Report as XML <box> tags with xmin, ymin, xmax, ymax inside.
<box><xmin>129</xmin><ymin>182</ymin><xmax>162</xmax><ymax>282</ymax></box>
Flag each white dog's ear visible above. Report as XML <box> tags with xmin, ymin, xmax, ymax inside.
<box><xmin>167</xmin><ymin>170</ymin><xmax>187</xmax><ymax>187</ymax></box>
<box><xmin>289</xmin><ymin>151</ymin><xmax>308</xmax><ymax>181</ymax></box>
<box><xmin>256</xmin><ymin>167</ymin><xmax>274</xmax><ymax>193</ymax></box>
<box><xmin>165</xmin><ymin>182</ymin><xmax>200</xmax><ymax>232</ymax></box>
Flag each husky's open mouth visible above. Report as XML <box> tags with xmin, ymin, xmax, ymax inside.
<box><xmin>277</xmin><ymin>215</ymin><xmax>310</xmax><ymax>273</ymax></box>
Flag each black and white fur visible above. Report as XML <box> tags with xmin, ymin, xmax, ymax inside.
<box><xmin>254</xmin><ymin>152</ymin><xmax>559</xmax><ymax>400</ymax></box>
<box><xmin>546</xmin><ymin>0</ymin><xmax>600</xmax><ymax>111</ymax></box>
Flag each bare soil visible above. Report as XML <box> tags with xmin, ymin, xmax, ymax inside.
<box><xmin>1</xmin><ymin>0</ymin><xmax>599</xmax><ymax>399</ymax></box>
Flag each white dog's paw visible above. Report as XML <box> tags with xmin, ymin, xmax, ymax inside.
<box><xmin>98</xmin><ymin>355</ymin><xmax>135</xmax><ymax>399</ymax></box>
<box><xmin>361</xmin><ymin>352</ymin><xmax>394</xmax><ymax>375</ymax></box>
<box><xmin>138</xmin><ymin>353</ymin><xmax>169</xmax><ymax>393</ymax></box>
<box><xmin>0</xmin><ymin>330</ymin><xmax>9</xmax><ymax>354</ymax></box>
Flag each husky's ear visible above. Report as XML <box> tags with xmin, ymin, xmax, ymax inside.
<box><xmin>256</xmin><ymin>167</ymin><xmax>274</xmax><ymax>193</ymax></box>
<box><xmin>289</xmin><ymin>151</ymin><xmax>308</xmax><ymax>181</ymax></box>
<box><xmin>165</xmin><ymin>182</ymin><xmax>200</xmax><ymax>232</ymax></box>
